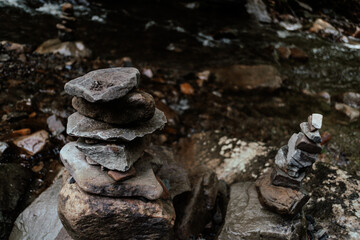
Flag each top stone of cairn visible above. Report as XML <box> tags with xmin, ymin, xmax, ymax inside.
<box><xmin>64</xmin><ymin>67</ymin><xmax>140</xmax><ymax>102</ymax></box>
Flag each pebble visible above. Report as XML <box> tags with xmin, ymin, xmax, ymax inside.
<box><xmin>12</xmin><ymin>130</ymin><xmax>49</xmax><ymax>155</ymax></box>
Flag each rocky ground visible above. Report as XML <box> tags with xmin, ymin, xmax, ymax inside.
<box><xmin>1</xmin><ymin>0</ymin><xmax>360</xmax><ymax>239</ymax></box>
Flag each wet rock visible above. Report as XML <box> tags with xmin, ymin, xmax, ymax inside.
<box><xmin>12</xmin><ymin>130</ymin><xmax>49</xmax><ymax>155</ymax></box>
<box><xmin>218</xmin><ymin>182</ymin><xmax>302</xmax><ymax>240</ymax></box>
<box><xmin>9</xmin><ymin>174</ymin><xmax>63</xmax><ymax>240</ymax></box>
<box><xmin>245</xmin><ymin>0</ymin><xmax>271</xmax><ymax>23</ymax></box>
<box><xmin>214</xmin><ymin>64</ymin><xmax>282</xmax><ymax>91</ymax></box>
<box><xmin>317</xmin><ymin>91</ymin><xmax>331</xmax><ymax>104</ymax></box>
<box><xmin>0</xmin><ymin>142</ymin><xmax>9</xmax><ymax>157</ymax></box>
<box><xmin>67</xmin><ymin>109</ymin><xmax>166</xmax><ymax>142</ymax></box>
<box><xmin>146</xmin><ymin>145</ymin><xmax>191</xmax><ymax>199</ymax></box>
<box><xmin>76</xmin><ymin>137</ymin><xmax>147</xmax><ymax>172</ymax></box>
<box><xmin>72</xmin><ymin>90</ymin><xmax>155</xmax><ymax>125</ymax></box>
<box><xmin>47</xmin><ymin>115</ymin><xmax>65</xmax><ymax>136</ymax></box>
<box><xmin>64</xmin><ymin>67</ymin><xmax>140</xmax><ymax>103</ymax></box>
<box><xmin>296</xmin><ymin>132</ymin><xmax>322</xmax><ymax>154</ymax></box>
<box><xmin>300</xmin><ymin>122</ymin><xmax>322</xmax><ymax>143</ymax></box>
<box><xmin>35</xmin><ymin>38</ymin><xmax>91</xmax><ymax>58</ymax></box>
<box><xmin>108</xmin><ymin>167</ymin><xmax>136</xmax><ymax>182</ymax></box>
<box><xmin>58</xmin><ymin>173</ymin><xmax>175</xmax><ymax>240</ymax></box>
<box><xmin>60</xmin><ymin>142</ymin><xmax>163</xmax><ymax>200</ymax></box>
<box><xmin>335</xmin><ymin>102</ymin><xmax>360</xmax><ymax>121</ymax></box>
<box><xmin>343</xmin><ymin>92</ymin><xmax>360</xmax><ymax>109</ymax></box>
<box><xmin>176</xmin><ymin>172</ymin><xmax>218</xmax><ymax>239</ymax></box>
<box><xmin>271</xmin><ymin>165</ymin><xmax>305</xmax><ymax>189</ymax></box>
<box><xmin>256</xmin><ymin>171</ymin><xmax>310</xmax><ymax>216</ymax></box>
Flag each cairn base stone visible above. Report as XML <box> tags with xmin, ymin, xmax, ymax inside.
<box><xmin>218</xmin><ymin>182</ymin><xmax>302</xmax><ymax>240</ymax></box>
<box><xmin>256</xmin><ymin>171</ymin><xmax>309</xmax><ymax>216</ymax></box>
<box><xmin>58</xmin><ymin>173</ymin><xmax>175</xmax><ymax>240</ymax></box>
<box><xmin>72</xmin><ymin>90</ymin><xmax>155</xmax><ymax>125</ymax></box>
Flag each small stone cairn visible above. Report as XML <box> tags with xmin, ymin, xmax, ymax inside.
<box><xmin>256</xmin><ymin>113</ymin><xmax>323</xmax><ymax>216</ymax></box>
<box><xmin>58</xmin><ymin>67</ymin><xmax>175</xmax><ymax>239</ymax></box>
<box><xmin>56</xmin><ymin>3</ymin><xmax>76</xmax><ymax>42</ymax></box>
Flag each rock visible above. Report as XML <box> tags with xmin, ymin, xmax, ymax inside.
<box><xmin>9</xmin><ymin>174</ymin><xmax>63</xmax><ymax>240</ymax></box>
<box><xmin>12</xmin><ymin>130</ymin><xmax>49</xmax><ymax>155</ymax></box>
<box><xmin>275</xmin><ymin>145</ymin><xmax>288</xmax><ymax>168</ymax></box>
<box><xmin>276</xmin><ymin>46</ymin><xmax>291</xmax><ymax>59</ymax></box>
<box><xmin>146</xmin><ymin>145</ymin><xmax>191</xmax><ymax>199</ymax></box>
<box><xmin>271</xmin><ymin>165</ymin><xmax>305</xmax><ymax>189</ymax></box>
<box><xmin>296</xmin><ymin>132</ymin><xmax>322</xmax><ymax>154</ymax></box>
<box><xmin>300</xmin><ymin>122</ymin><xmax>321</xmax><ymax>143</ymax></box>
<box><xmin>290</xmin><ymin>149</ymin><xmax>317</xmax><ymax>168</ymax></box>
<box><xmin>75</xmin><ymin>137</ymin><xmax>148</xmax><ymax>172</ymax></box>
<box><xmin>108</xmin><ymin>167</ymin><xmax>136</xmax><ymax>182</ymax></box>
<box><xmin>180</xmin><ymin>83</ymin><xmax>195</xmax><ymax>95</ymax></box>
<box><xmin>64</xmin><ymin>67</ymin><xmax>140</xmax><ymax>103</ymax></box>
<box><xmin>218</xmin><ymin>182</ymin><xmax>302</xmax><ymax>240</ymax></box>
<box><xmin>245</xmin><ymin>0</ymin><xmax>271</xmax><ymax>23</ymax></box>
<box><xmin>308</xmin><ymin>113</ymin><xmax>323</xmax><ymax>130</ymax></box>
<box><xmin>0</xmin><ymin>142</ymin><xmax>9</xmax><ymax>157</ymax></box>
<box><xmin>214</xmin><ymin>65</ymin><xmax>282</xmax><ymax>91</ymax></box>
<box><xmin>47</xmin><ymin>115</ymin><xmax>65</xmax><ymax>136</ymax></box>
<box><xmin>309</xmin><ymin>19</ymin><xmax>340</xmax><ymax>36</ymax></box>
<box><xmin>35</xmin><ymin>38</ymin><xmax>91</xmax><ymax>58</ymax></box>
<box><xmin>0</xmin><ymin>164</ymin><xmax>32</xmax><ymax>239</ymax></box>
<box><xmin>335</xmin><ymin>102</ymin><xmax>360</xmax><ymax>121</ymax></box>
<box><xmin>72</xmin><ymin>90</ymin><xmax>155</xmax><ymax>125</ymax></box>
<box><xmin>67</xmin><ymin>109</ymin><xmax>166</xmax><ymax>142</ymax></box>
<box><xmin>176</xmin><ymin>172</ymin><xmax>219</xmax><ymax>239</ymax></box>
<box><xmin>58</xmin><ymin>174</ymin><xmax>175</xmax><ymax>240</ymax></box>
<box><xmin>60</xmin><ymin>142</ymin><xmax>163</xmax><ymax>200</ymax></box>
<box><xmin>343</xmin><ymin>92</ymin><xmax>360</xmax><ymax>109</ymax></box>
<box><xmin>290</xmin><ymin>47</ymin><xmax>308</xmax><ymax>61</ymax></box>
<box><xmin>1</xmin><ymin>41</ymin><xmax>26</xmax><ymax>54</ymax></box>
<box><xmin>317</xmin><ymin>91</ymin><xmax>331</xmax><ymax>104</ymax></box>
<box><xmin>256</xmin><ymin>171</ymin><xmax>310</xmax><ymax>216</ymax></box>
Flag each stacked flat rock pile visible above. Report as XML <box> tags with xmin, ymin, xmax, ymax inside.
<box><xmin>58</xmin><ymin>67</ymin><xmax>175</xmax><ymax>239</ymax></box>
<box><xmin>256</xmin><ymin>113</ymin><xmax>323</xmax><ymax>216</ymax></box>
<box><xmin>57</xmin><ymin>3</ymin><xmax>76</xmax><ymax>42</ymax></box>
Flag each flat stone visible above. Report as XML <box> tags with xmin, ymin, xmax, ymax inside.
<box><xmin>295</xmin><ymin>132</ymin><xmax>322</xmax><ymax>154</ymax></box>
<box><xmin>300</xmin><ymin>122</ymin><xmax>321</xmax><ymax>143</ymax></box>
<box><xmin>9</xmin><ymin>174</ymin><xmax>63</xmax><ymax>240</ymax></box>
<box><xmin>58</xmin><ymin>172</ymin><xmax>175</xmax><ymax>240</ymax></box>
<box><xmin>47</xmin><ymin>115</ymin><xmax>65</xmax><ymax>136</ymax></box>
<box><xmin>64</xmin><ymin>67</ymin><xmax>140</xmax><ymax>103</ymax></box>
<box><xmin>75</xmin><ymin>137</ymin><xmax>148</xmax><ymax>171</ymax></box>
<box><xmin>72</xmin><ymin>90</ymin><xmax>155</xmax><ymax>125</ymax></box>
<box><xmin>275</xmin><ymin>145</ymin><xmax>288</xmax><ymax>169</ymax></box>
<box><xmin>12</xmin><ymin>130</ymin><xmax>49</xmax><ymax>155</ymax></box>
<box><xmin>308</xmin><ymin>113</ymin><xmax>323</xmax><ymax>131</ymax></box>
<box><xmin>67</xmin><ymin>109</ymin><xmax>166</xmax><ymax>142</ymax></box>
<box><xmin>218</xmin><ymin>182</ymin><xmax>302</xmax><ymax>240</ymax></box>
<box><xmin>60</xmin><ymin>142</ymin><xmax>163</xmax><ymax>200</ymax></box>
<box><xmin>335</xmin><ymin>102</ymin><xmax>360</xmax><ymax>121</ymax></box>
<box><xmin>108</xmin><ymin>167</ymin><xmax>136</xmax><ymax>182</ymax></box>
<box><xmin>291</xmin><ymin>149</ymin><xmax>317</xmax><ymax>168</ymax></box>
<box><xmin>286</xmin><ymin>133</ymin><xmax>299</xmax><ymax>164</ymax></box>
<box><xmin>35</xmin><ymin>38</ymin><xmax>91</xmax><ymax>58</ymax></box>
<box><xmin>256</xmin><ymin>171</ymin><xmax>310</xmax><ymax>216</ymax></box>
<box><xmin>271</xmin><ymin>165</ymin><xmax>305</xmax><ymax>189</ymax></box>
<box><xmin>85</xmin><ymin>156</ymin><xmax>99</xmax><ymax>166</ymax></box>
<box><xmin>287</xmin><ymin>165</ymin><xmax>300</xmax><ymax>178</ymax></box>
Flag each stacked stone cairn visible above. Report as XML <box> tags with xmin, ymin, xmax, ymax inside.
<box><xmin>56</xmin><ymin>3</ymin><xmax>76</xmax><ymax>42</ymax></box>
<box><xmin>58</xmin><ymin>67</ymin><xmax>175</xmax><ymax>239</ymax></box>
<box><xmin>256</xmin><ymin>113</ymin><xmax>323</xmax><ymax>216</ymax></box>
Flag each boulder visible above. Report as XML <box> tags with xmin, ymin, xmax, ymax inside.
<box><xmin>213</xmin><ymin>65</ymin><xmax>282</xmax><ymax>91</ymax></box>
<box><xmin>60</xmin><ymin>142</ymin><xmax>163</xmax><ymax>200</ymax></box>
<box><xmin>72</xmin><ymin>90</ymin><xmax>155</xmax><ymax>125</ymax></box>
<box><xmin>66</xmin><ymin>109</ymin><xmax>166</xmax><ymax>142</ymax></box>
<box><xmin>217</xmin><ymin>182</ymin><xmax>302</xmax><ymax>240</ymax></box>
<box><xmin>35</xmin><ymin>38</ymin><xmax>91</xmax><ymax>58</ymax></box>
<box><xmin>75</xmin><ymin>137</ymin><xmax>148</xmax><ymax>172</ymax></box>
<box><xmin>64</xmin><ymin>67</ymin><xmax>139</xmax><ymax>102</ymax></box>
<box><xmin>58</xmin><ymin>174</ymin><xmax>175</xmax><ymax>240</ymax></box>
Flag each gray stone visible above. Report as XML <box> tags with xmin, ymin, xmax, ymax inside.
<box><xmin>66</xmin><ymin>109</ymin><xmax>166</xmax><ymax>142</ymax></box>
<box><xmin>295</xmin><ymin>132</ymin><xmax>322</xmax><ymax>154</ymax></box>
<box><xmin>343</xmin><ymin>92</ymin><xmax>360</xmax><ymax>109</ymax></box>
<box><xmin>0</xmin><ymin>142</ymin><xmax>8</xmax><ymax>157</ymax></box>
<box><xmin>64</xmin><ymin>67</ymin><xmax>140</xmax><ymax>103</ymax></box>
<box><xmin>300</xmin><ymin>122</ymin><xmax>321</xmax><ymax>143</ymax></box>
<box><xmin>58</xmin><ymin>173</ymin><xmax>175</xmax><ymax>240</ymax></box>
<box><xmin>218</xmin><ymin>182</ymin><xmax>302</xmax><ymax>240</ymax></box>
<box><xmin>308</xmin><ymin>113</ymin><xmax>323</xmax><ymax>130</ymax></box>
<box><xmin>245</xmin><ymin>0</ymin><xmax>272</xmax><ymax>23</ymax></box>
<box><xmin>275</xmin><ymin>145</ymin><xmax>288</xmax><ymax>168</ymax></box>
<box><xmin>75</xmin><ymin>137</ymin><xmax>148</xmax><ymax>172</ymax></box>
<box><xmin>256</xmin><ymin>171</ymin><xmax>310</xmax><ymax>216</ymax></box>
<box><xmin>9</xmin><ymin>174</ymin><xmax>63</xmax><ymax>240</ymax></box>
<box><xmin>60</xmin><ymin>142</ymin><xmax>163</xmax><ymax>200</ymax></box>
<box><xmin>286</xmin><ymin>133</ymin><xmax>299</xmax><ymax>165</ymax></box>
<box><xmin>291</xmin><ymin>149</ymin><xmax>317</xmax><ymax>168</ymax></box>
<box><xmin>271</xmin><ymin>165</ymin><xmax>305</xmax><ymax>189</ymax></box>
<box><xmin>72</xmin><ymin>90</ymin><xmax>155</xmax><ymax>125</ymax></box>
